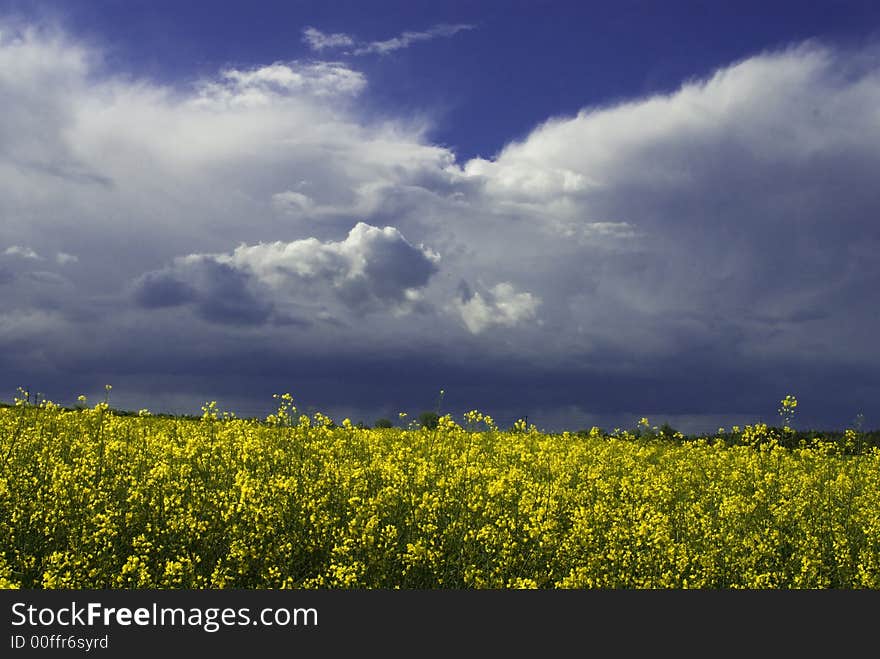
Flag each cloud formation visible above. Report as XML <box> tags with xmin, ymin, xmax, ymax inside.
<box><xmin>133</xmin><ymin>223</ymin><xmax>441</xmax><ymax>323</ymax></box>
<box><xmin>456</xmin><ymin>281</ymin><xmax>540</xmax><ymax>334</ymax></box>
<box><xmin>301</xmin><ymin>23</ymin><xmax>475</xmax><ymax>56</ymax></box>
<box><xmin>353</xmin><ymin>24</ymin><xmax>475</xmax><ymax>56</ymax></box>
<box><xmin>302</xmin><ymin>27</ymin><xmax>355</xmax><ymax>52</ymax></box>
<box><xmin>2</xmin><ymin>23</ymin><xmax>880</xmax><ymax>431</ymax></box>
<box><xmin>4</xmin><ymin>246</ymin><xmax>40</xmax><ymax>260</ymax></box>
<box><xmin>195</xmin><ymin>61</ymin><xmax>367</xmax><ymax>107</ymax></box>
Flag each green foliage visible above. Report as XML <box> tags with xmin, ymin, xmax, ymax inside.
<box><xmin>374</xmin><ymin>418</ymin><xmax>394</xmax><ymax>429</ymax></box>
<box><xmin>417</xmin><ymin>411</ymin><xmax>439</xmax><ymax>430</ymax></box>
<box><xmin>658</xmin><ymin>422</ymin><xmax>678</xmax><ymax>440</ymax></box>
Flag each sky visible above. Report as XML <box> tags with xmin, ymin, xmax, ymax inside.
<box><xmin>1</xmin><ymin>0</ymin><xmax>879</xmax><ymax>433</ymax></box>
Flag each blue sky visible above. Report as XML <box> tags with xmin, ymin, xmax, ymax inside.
<box><xmin>13</xmin><ymin>0</ymin><xmax>880</xmax><ymax>161</ymax></box>
<box><xmin>1</xmin><ymin>1</ymin><xmax>880</xmax><ymax>432</ymax></box>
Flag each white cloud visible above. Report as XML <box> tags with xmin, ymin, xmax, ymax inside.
<box><xmin>55</xmin><ymin>252</ymin><xmax>78</xmax><ymax>265</ymax></box>
<box><xmin>354</xmin><ymin>24</ymin><xmax>475</xmax><ymax>56</ymax></box>
<box><xmin>134</xmin><ymin>223</ymin><xmax>442</xmax><ymax>321</ymax></box>
<box><xmin>456</xmin><ymin>282</ymin><xmax>540</xmax><ymax>334</ymax></box>
<box><xmin>452</xmin><ymin>43</ymin><xmax>880</xmax><ymax>364</ymax></box>
<box><xmin>194</xmin><ymin>61</ymin><xmax>367</xmax><ymax>109</ymax></box>
<box><xmin>223</xmin><ymin>222</ymin><xmax>440</xmax><ymax>313</ymax></box>
<box><xmin>299</xmin><ymin>23</ymin><xmax>475</xmax><ymax>57</ymax></box>
<box><xmin>3</xmin><ymin>246</ymin><xmax>40</xmax><ymax>259</ymax></box>
<box><xmin>302</xmin><ymin>27</ymin><xmax>356</xmax><ymax>52</ymax></box>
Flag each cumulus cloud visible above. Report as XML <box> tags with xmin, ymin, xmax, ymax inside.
<box><xmin>456</xmin><ymin>281</ymin><xmax>541</xmax><ymax>334</ymax></box>
<box><xmin>456</xmin><ymin>43</ymin><xmax>880</xmax><ymax>366</ymax></box>
<box><xmin>132</xmin><ymin>257</ymin><xmax>272</xmax><ymax>326</ymax></box>
<box><xmin>228</xmin><ymin>222</ymin><xmax>438</xmax><ymax>300</ymax></box>
<box><xmin>134</xmin><ymin>222</ymin><xmax>441</xmax><ymax>322</ymax></box>
<box><xmin>132</xmin><ymin>270</ymin><xmax>199</xmax><ymax>309</ymax></box>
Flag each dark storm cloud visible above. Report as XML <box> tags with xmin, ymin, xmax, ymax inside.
<box><xmin>132</xmin><ymin>257</ymin><xmax>273</xmax><ymax>326</ymax></box>
<box><xmin>190</xmin><ymin>260</ymin><xmax>274</xmax><ymax>326</ymax></box>
<box><xmin>14</xmin><ymin>322</ymin><xmax>880</xmax><ymax>433</ymax></box>
<box><xmin>456</xmin><ymin>280</ymin><xmax>474</xmax><ymax>302</ymax></box>
<box><xmin>132</xmin><ymin>271</ymin><xmax>198</xmax><ymax>308</ymax></box>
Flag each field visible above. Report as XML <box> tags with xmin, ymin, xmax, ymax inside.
<box><xmin>1</xmin><ymin>392</ymin><xmax>879</xmax><ymax>589</ymax></box>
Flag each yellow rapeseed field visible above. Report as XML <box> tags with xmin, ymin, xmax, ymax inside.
<box><xmin>1</xmin><ymin>392</ymin><xmax>878</xmax><ymax>589</ymax></box>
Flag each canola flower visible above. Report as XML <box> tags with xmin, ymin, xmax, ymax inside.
<box><xmin>779</xmin><ymin>394</ymin><xmax>798</xmax><ymax>432</ymax></box>
<box><xmin>0</xmin><ymin>393</ymin><xmax>879</xmax><ymax>589</ymax></box>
